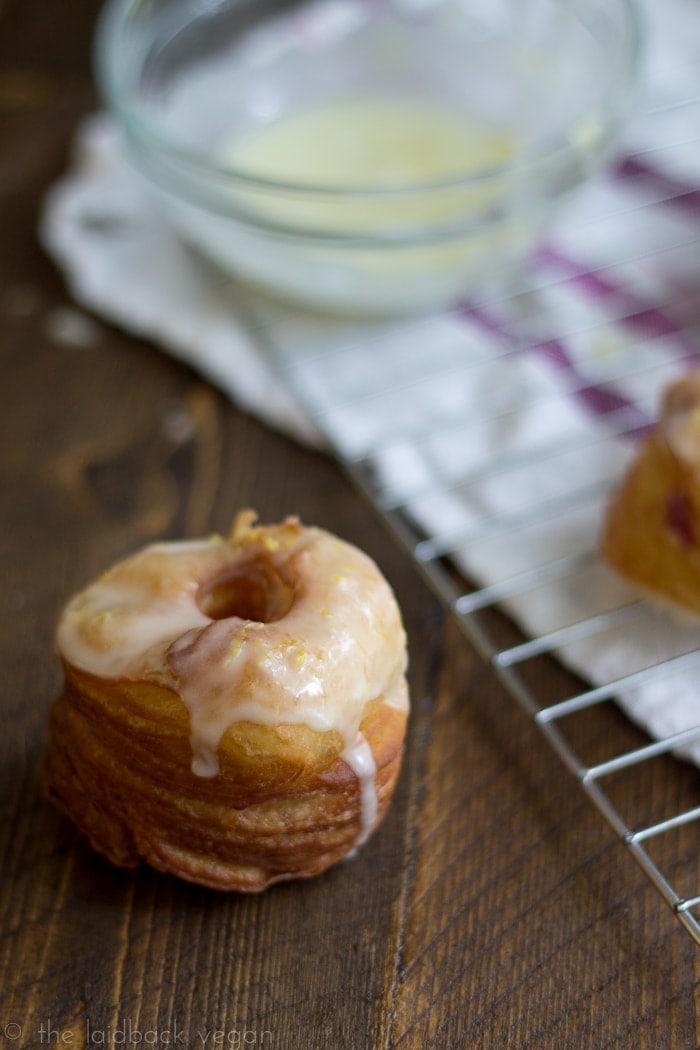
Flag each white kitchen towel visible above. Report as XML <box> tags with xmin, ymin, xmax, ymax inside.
<box><xmin>41</xmin><ymin>0</ymin><xmax>700</xmax><ymax>766</ymax></box>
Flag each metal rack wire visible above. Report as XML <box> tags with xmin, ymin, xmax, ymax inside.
<box><xmin>356</xmin><ymin>459</ymin><xmax>700</xmax><ymax>947</ymax></box>
<box><xmin>294</xmin><ymin>330</ymin><xmax>700</xmax><ymax>946</ymax></box>
<box><xmin>251</xmin><ymin>71</ymin><xmax>700</xmax><ymax>941</ymax></box>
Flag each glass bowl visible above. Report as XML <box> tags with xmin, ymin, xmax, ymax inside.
<box><xmin>95</xmin><ymin>0</ymin><xmax>640</xmax><ymax>316</ymax></box>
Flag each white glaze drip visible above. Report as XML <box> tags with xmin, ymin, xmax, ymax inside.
<box><xmin>341</xmin><ymin>732</ymin><xmax>378</xmax><ymax>846</ymax></box>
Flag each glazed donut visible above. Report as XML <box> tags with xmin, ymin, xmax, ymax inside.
<box><xmin>600</xmin><ymin>369</ymin><xmax>700</xmax><ymax>616</ymax></box>
<box><xmin>45</xmin><ymin>512</ymin><xmax>409</xmax><ymax>890</ymax></box>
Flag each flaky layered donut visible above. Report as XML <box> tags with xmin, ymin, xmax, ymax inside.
<box><xmin>45</xmin><ymin>512</ymin><xmax>409</xmax><ymax>890</ymax></box>
<box><xmin>600</xmin><ymin>370</ymin><xmax>700</xmax><ymax>616</ymax></box>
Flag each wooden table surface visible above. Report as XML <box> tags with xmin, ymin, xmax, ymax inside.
<box><xmin>1</xmin><ymin>2</ymin><xmax>699</xmax><ymax>1047</ymax></box>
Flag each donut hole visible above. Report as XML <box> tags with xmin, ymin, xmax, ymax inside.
<box><xmin>198</xmin><ymin>560</ymin><xmax>294</xmax><ymax>623</ymax></box>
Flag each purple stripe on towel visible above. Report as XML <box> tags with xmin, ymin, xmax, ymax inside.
<box><xmin>615</xmin><ymin>155</ymin><xmax>700</xmax><ymax>215</ymax></box>
<box><xmin>540</xmin><ymin>246</ymin><xmax>700</xmax><ymax>356</ymax></box>
<box><xmin>541</xmin><ymin>247</ymin><xmax>700</xmax><ymax>361</ymax></box>
<box><xmin>461</xmin><ymin>302</ymin><xmax>650</xmax><ymax>431</ymax></box>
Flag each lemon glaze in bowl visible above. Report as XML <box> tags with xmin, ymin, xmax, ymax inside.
<box><xmin>95</xmin><ymin>0</ymin><xmax>641</xmax><ymax>316</ymax></box>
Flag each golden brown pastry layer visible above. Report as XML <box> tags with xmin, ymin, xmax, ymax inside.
<box><xmin>600</xmin><ymin>370</ymin><xmax>700</xmax><ymax>615</ymax></box>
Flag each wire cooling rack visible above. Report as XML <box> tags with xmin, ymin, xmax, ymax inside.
<box><xmin>247</xmin><ymin>65</ymin><xmax>700</xmax><ymax>943</ymax></box>
<box><xmin>272</xmin><ymin>304</ymin><xmax>700</xmax><ymax>946</ymax></box>
<box><xmin>352</xmin><ymin>444</ymin><xmax>700</xmax><ymax>949</ymax></box>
